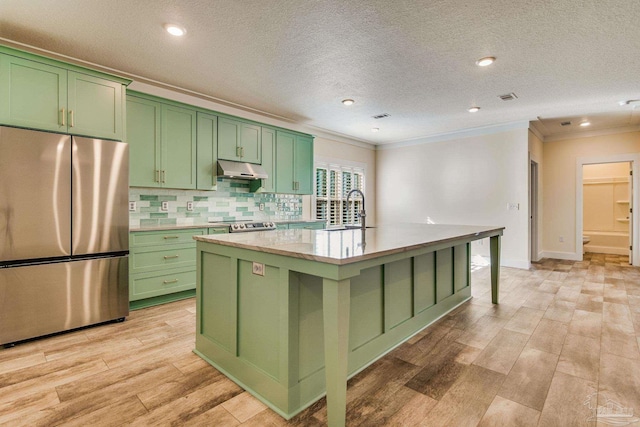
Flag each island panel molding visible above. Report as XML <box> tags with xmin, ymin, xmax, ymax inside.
<box><xmin>193</xmin><ymin>224</ymin><xmax>503</xmax><ymax>425</ymax></box>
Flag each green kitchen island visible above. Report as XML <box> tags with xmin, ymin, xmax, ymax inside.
<box><xmin>193</xmin><ymin>224</ymin><xmax>504</xmax><ymax>426</ymax></box>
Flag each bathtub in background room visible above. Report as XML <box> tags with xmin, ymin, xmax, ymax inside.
<box><xmin>583</xmin><ymin>230</ymin><xmax>629</xmax><ymax>255</ymax></box>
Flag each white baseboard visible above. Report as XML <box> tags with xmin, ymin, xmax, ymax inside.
<box><xmin>540</xmin><ymin>251</ymin><xmax>582</xmax><ymax>261</ymax></box>
<box><xmin>502</xmin><ymin>259</ymin><xmax>531</xmax><ymax>269</ymax></box>
<box><xmin>584</xmin><ymin>245</ymin><xmax>628</xmax><ymax>256</ymax></box>
<box><xmin>472</xmin><ymin>256</ymin><xmax>530</xmax><ymax>270</ymax></box>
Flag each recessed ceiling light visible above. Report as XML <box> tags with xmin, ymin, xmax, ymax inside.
<box><xmin>342</xmin><ymin>99</ymin><xmax>355</xmax><ymax>106</ymax></box>
<box><xmin>468</xmin><ymin>106</ymin><xmax>480</xmax><ymax>113</ymax></box>
<box><xmin>476</xmin><ymin>57</ymin><xmax>496</xmax><ymax>67</ymax></box>
<box><xmin>579</xmin><ymin>121</ymin><xmax>591</xmax><ymax>127</ymax></box>
<box><xmin>371</xmin><ymin>127</ymin><xmax>380</xmax><ymax>132</ymax></box>
<box><xmin>164</xmin><ymin>24</ymin><xmax>186</xmax><ymax>36</ymax></box>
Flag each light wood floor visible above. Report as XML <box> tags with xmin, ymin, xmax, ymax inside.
<box><xmin>1</xmin><ymin>253</ymin><xmax>639</xmax><ymax>426</ymax></box>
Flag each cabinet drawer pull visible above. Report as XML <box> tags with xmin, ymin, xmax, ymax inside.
<box><xmin>69</xmin><ymin>110</ymin><xmax>74</xmax><ymax>127</ymax></box>
<box><xmin>163</xmin><ymin>279</ymin><xmax>179</xmax><ymax>284</ymax></box>
<box><xmin>163</xmin><ymin>235</ymin><xmax>180</xmax><ymax>239</ymax></box>
<box><xmin>60</xmin><ymin>108</ymin><xmax>66</xmax><ymax>126</ymax></box>
<box><xmin>163</xmin><ymin>255</ymin><xmax>180</xmax><ymax>260</ymax></box>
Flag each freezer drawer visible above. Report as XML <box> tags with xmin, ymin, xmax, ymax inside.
<box><xmin>0</xmin><ymin>256</ymin><xmax>129</xmax><ymax>345</ymax></box>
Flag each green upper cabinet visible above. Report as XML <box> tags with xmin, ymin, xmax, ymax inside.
<box><xmin>127</xmin><ymin>96</ymin><xmax>161</xmax><ymax>188</ymax></box>
<box><xmin>163</xmin><ymin>104</ymin><xmax>197</xmax><ymax>189</ymax></box>
<box><xmin>196</xmin><ymin>112</ymin><xmax>218</xmax><ymax>190</ymax></box>
<box><xmin>275</xmin><ymin>131</ymin><xmax>314</xmax><ymax>195</ymax></box>
<box><xmin>0</xmin><ymin>55</ymin><xmax>67</xmax><ymax>133</ymax></box>
<box><xmin>127</xmin><ymin>94</ymin><xmax>196</xmax><ymax>189</ymax></box>
<box><xmin>250</xmin><ymin>127</ymin><xmax>276</xmax><ymax>193</ymax></box>
<box><xmin>295</xmin><ymin>134</ymin><xmax>314</xmax><ymax>194</ymax></box>
<box><xmin>0</xmin><ymin>51</ymin><xmax>126</xmax><ymax>140</ymax></box>
<box><xmin>67</xmin><ymin>71</ymin><xmax>123</xmax><ymax>141</ymax></box>
<box><xmin>218</xmin><ymin>117</ymin><xmax>261</xmax><ymax>164</ymax></box>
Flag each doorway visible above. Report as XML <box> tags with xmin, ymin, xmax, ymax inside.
<box><xmin>576</xmin><ymin>153</ymin><xmax>639</xmax><ymax>266</ymax></box>
<box><xmin>582</xmin><ymin>162</ymin><xmax>632</xmax><ymax>261</ymax></box>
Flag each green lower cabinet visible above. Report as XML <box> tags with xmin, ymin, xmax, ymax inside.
<box><xmin>130</xmin><ymin>267</ymin><xmax>196</xmax><ymax>301</ymax></box>
<box><xmin>129</xmin><ymin>228</ymin><xmax>208</xmax><ymax>309</ymax></box>
<box><xmin>195</xmin><ymin>241</ymin><xmax>471</xmax><ymax>419</ymax></box>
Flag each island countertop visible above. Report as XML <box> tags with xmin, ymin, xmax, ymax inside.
<box><xmin>193</xmin><ymin>223</ymin><xmax>504</xmax><ymax>265</ymax></box>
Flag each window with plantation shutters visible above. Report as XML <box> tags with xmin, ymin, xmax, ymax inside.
<box><xmin>314</xmin><ymin>162</ymin><xmax>365</xmax><ymax>226</ymax></box>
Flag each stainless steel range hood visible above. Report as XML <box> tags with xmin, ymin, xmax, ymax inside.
<box><xmin>217</xmin><ymin>159</ymin><xmax>268</xmax><ymax>180</ymax></box>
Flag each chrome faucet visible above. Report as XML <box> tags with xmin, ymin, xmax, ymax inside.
<box><xmin>346</xmin><ymin>189</ymin><xmax>366</xmax><ymax>232</ymax></box>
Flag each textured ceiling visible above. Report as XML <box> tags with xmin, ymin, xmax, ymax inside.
<box><xmin>1</xmin><ymin>0</ymin><xmax>639</xmax><ymax>144</ymax></box>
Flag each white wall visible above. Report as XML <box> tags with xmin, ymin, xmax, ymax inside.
<box><xmin>542</xmin><ymin>131</ymin><xmax>640</xmax><ymax>258</ymax></box>
<box><xmin>376</xmin><ymin>127</ymin><xmax>531</xmax><ymax>268</ymax></box>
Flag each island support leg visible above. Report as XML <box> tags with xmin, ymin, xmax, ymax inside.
<box><xmin>490</xmin><ymin>235</ymin><xmax>501</xmax><ymax>304</ymax></box>
<box><xmin>322</xmin><ymin>278</ymin><xmax>351</xmax><ymax>427</ymax></box>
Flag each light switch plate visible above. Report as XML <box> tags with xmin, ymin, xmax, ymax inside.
<box><xmin>507</xmin><ymin>203</ymin><xmax>520</xmax><ymax>210</ymax></box>
<box><xmin>129</xmin><ymin>201</ymin><xmax>136</xmax><ymax>212</ymax></box>
<box><xmin>161</xmin><ymin>201</ymin><xmax>169</xmax><ymax>211</ymax></box>
<box><xmin>187</xmin><ymin>201</ymin><xmax>194</xmax><ymax>211</ymax></box>
<box><xmin>252</xmin><ymin>262</ymin><xmax>265</xmax><ymax>276</ymax></box>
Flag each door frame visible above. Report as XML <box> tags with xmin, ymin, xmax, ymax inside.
<box><xmin>529</xmin><ymin>158</ymin><xmax>540</xmax><ymax>262</ymax></box>
<box><xmin>576</xmin><ymin>153</ymin><xmax>640</xmax><ymax>266</ymax></box>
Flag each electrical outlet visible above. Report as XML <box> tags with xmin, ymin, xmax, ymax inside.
<box><xmin>507</xmin><ymin>203</ymin><xmax>520</xmax><ymax>210</ymax></box>
<box><xmin>161</xmin><ymin>201</ymin><xmax>169</xmax><ymax>211</ymax></box>
<box><xmin>187</xmin><ymin>201</ymin><xmax>194</xmax><ymax>211</ymax></box>
<box><xmin>259</xmin><ymin>203</ymin><xmax>265</xmax><ymax>211</ymax></box>
<box><xmin>252</xmin><ymin>262</ymin><xmax>264</xmax><ymax>276</ymax></box>
<box><xmin>559</xmin><ymin>236</ymin><xmax>564</xmax><ymax>243</ymax></box>
<box><xmin>128</xmin><ymin>201</ymin><xmax>136</xmax><ymax>212</ymax></box>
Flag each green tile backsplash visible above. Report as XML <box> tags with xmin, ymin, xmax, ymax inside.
<box><xmin>129</xmin><ymin>178</ymin><xmax>303</xmax><ymax>228</ymax></box>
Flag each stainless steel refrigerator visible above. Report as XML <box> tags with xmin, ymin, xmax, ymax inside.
<box><xmin>0</xmin><ymin>126</ymin><xmax>129</xmax><ymax>346</ymax></box>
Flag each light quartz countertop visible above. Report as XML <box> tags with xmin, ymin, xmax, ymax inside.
<box><xmin>130</xmin><ymin>219</ymin><xmax>325</xmax><ymax>232</ymax></box>
<box><xmin>194</xmin><ymin>223</ymin><xmax>504</xmax><ymax>265</ymax></box>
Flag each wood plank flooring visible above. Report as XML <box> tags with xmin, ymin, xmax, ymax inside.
<box><xmin>1</xmin><ymin>253</ymin><xmax>639</xmax><ymax>426</ymax></box>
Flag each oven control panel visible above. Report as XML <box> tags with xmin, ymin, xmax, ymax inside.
<box><xmin>229</xmin><ymin>222</ymin><xmax>276</xmax><ymax>233</ymax></box>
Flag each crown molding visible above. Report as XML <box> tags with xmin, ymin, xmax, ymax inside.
<box><xmin>376</xmin><ymin>121</ymin><xmax>531</xmax><ymax>150</ymax></box>
<box><xmin>543</xmin><ymin>125</ymin><xmax>640</xmax><ymax>142</ymax></box>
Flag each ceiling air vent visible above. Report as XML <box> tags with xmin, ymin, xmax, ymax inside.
<box><xmin>372</xmin><ymin>113</ymin><xmax>390</xmax><ymax>119</ymax></box>
<box><xmin>560</xmin><ymin>121</ymin><xmax>572</xmax><ymax>126</ymax></box>
<box><xmin>498</xmin><ymin>93</ymin><xmax>518</xmax><ymax>101</ymax></box>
